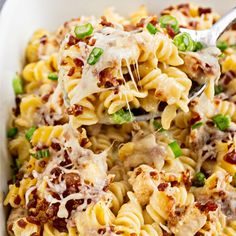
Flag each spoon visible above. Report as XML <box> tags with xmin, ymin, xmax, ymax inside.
<box><xmin>106</xmin><ymin>7</ymin><xmax>236</xmax><ymax>124</ymax></box>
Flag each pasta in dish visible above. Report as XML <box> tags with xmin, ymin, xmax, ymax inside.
<box><xmin>4</xmin><ymin>3</ymin><xmax>236</xmax><ymax>236</ymax></box>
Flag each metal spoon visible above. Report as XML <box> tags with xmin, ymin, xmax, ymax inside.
<box><xmin>105</xmin><ymin>7</ymin><xmax>236</xmax><ymax>124</ymax></box>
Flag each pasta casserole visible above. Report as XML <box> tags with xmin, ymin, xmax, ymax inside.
<box><xmin>4</xmin><ymin>3</ymin><xmax>236</xmax><ymax>236</ymax></box>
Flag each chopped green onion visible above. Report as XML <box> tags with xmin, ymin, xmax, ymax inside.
<box><xmin>7</xmin><ymin>127</ymin><xmax>18</xmax><ymax>138</ymax></box>
<box><xmin>146</xmin><ymin>23</ymin><xmax>158</xmax><ymax>35</ymax></box>
<box><xmin>48</xmin><ymin>73</ymin><xmax>58</xmax><ymax>81</ymax></box>
<box><xmin>112</xmin><ymin>109</ymin><xmax>134</xmax><ymax>124</ymax></box>
<box><xmin>232</xmin><ymin>173</ymin><xmax>236</xmax><ymax>187</ymax></box>
<box><xmin>74</xmin><ymin>23</ymin><xmax>94</xmax><ymax>39</ymax></box>
<box><xmin>173</xmin><ymin>32</ymin><xmax>195</xmax><ymax>51</ymax></box>
<box><xmin>153</xmin><ymin>120</ymin><xmax>165</xmax><ymax>132</ymax></box>
<box><xmin>12</xmin><ymin>75</ymin><xmax>23</xmax><ymax>95</ymax></box>
<box><xmin>159</xmin><ymin>15</ymin><xmax>179</xmax><ymax>33</ymax></box>
<box><xmin>214</xmin><ymin>85</ymin><xmax>223</xmax><ymax>95</ymax></box>
<box><xmin>25</xmin><ymin>127</ymin><xmax>37</xmax><ymax>141</ymax></box>
<box><xmin>217</xmin><ymin>41</ymin><xmax>228</xmax><ymax>51</ymax></box>
<box><xmin>32</xmin><ymin>149</ymin><xmax>50</xmax><ymax>159</ymax></box>
<box><xmin>212</xmin><ymin>114</ymin><xmax>231</xmax><ymax>131</ymax></box>
<box><xmin>168</xmin><ymin>141</ymin><xmax>182</xmax><ymax>158</ymax></box>
<box><xmin>219</xmin><ymin>53</ymin><xmax>226</xmax><ymax>59</ymax></box>
<box><xmin>194</xmin><ymin>41</ymin><xmax>203</xmax><ymax>51</ymax></box>
<box><xmin>193</xmin><ymin>172</ymin><xmax>205</xmax><ymax>187</ymax></box>
<box><xmin>191</xmin><ymin>122</ymin><xmax>203</xmax><ymax>130</ymax></box>
<box><xmin>87</xmin><ymin>47</ymin><xmax>104</xmax><ymax>65</ymax></box>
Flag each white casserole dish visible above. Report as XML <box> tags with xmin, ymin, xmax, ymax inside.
<box><xmin>0</xmin><ymin>0</ymin><xmax>235</xmax><ymax>234</ymax></box>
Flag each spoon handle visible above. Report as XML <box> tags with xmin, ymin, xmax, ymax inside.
<box><xmin>209</xmin><ymin>7</ymin><xmax>236</xmax><ymax>45</ymax></box>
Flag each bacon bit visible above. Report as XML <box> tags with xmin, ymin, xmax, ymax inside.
<box><xmin>150</xmin><ymin>16</ymin><xmax>158</xmax><ymax>26</ymax></box>
<box><xmin>26</xmin><ymin>216</ymin><xmax>40</xmax><ymax>225</ymax></box>
<box><xmin>38</xmin><ymin>160</ymin><xmax>47</xmax><ymax>168</ymax></box>
<box><xmin>116</xmin><ymin>231</ymin><xmax>125</xmax><ymax>235</ymax></box>
<box><xmin>177</xmin><ymin>3</ymin><xmax>189</xmax><ymax>9</ymax></box>
<box><xmin>98</xmin><ymin>228</ymin><xmax>106</xmax><ymax>234</ymax></box>
<box><xmin>98</xmin><ymin>68</ymin><xmax>120</xmax><ymax>88</ymax></box>
<box><xmin>51</xmin><ymin>142</ymin><xmax>61</xmax><ymax>151</ymax></box>
<box><xmin>40</xmin><ymin>35</ymin><xmax>47</xmax><ymax>45</ymax></box>
<box><xmin>224</xmin><ymin>151</ymin><xmax>236</xmax><ymax>164</ymax></box>
<box><xmin>27</xmin><ymin>198</ymin><xmax>37</xmax><ymax>209</ymax></box>
<box><xmin>114</xmin><ymin>87</ymin><xmax>119</xmax><ymax>94</ymax></box>
<box><xmin>158</xmin><ymin>183</ymin><xmax>168</xmax><ymax>191</ymax></box>
<box><xmin>198</xmin><ymin>7</ymin><xmax>212</xmax><ymax>16</ymax></box>
<box><xmin>196</xmin><ymin>201</ymin><xmax>218</xmax><ymax>213</ymax></box>
<box><xmin>189</xmin><ymin>21</ymin><xmax>198</xmax><ymax>29</ymax></box>
<box><xmin>124</xmin><ymin>24</ymin><xmax>138</xmax><ymax>32</ymax></box>
<box><xmin>170</xmin><ymin>181</ymin><xmax>179</xmax><ymax>187</ymax></box>
<box><xmin>87</xmin><ymin>198</ymin><xmax>92</xmax><ymax>204</ymax></box>
<box><xmin>73</xmin><ymin>58</ymin><xmax>84</xmax><ymax>67</ymax></box>
<box><xmin>183</xmin><ymin>170</ymin><xmax>192</xmax><ymax>190</ymax></box>
<box><xmin>67</xmin><ymin>67</ymin><xmax>75</xmax><ymax>76</ymax></box>
<box><xmin>130</xmin><ymin>233</ymin><xmax>137</xmax><ymax>236</ymax></box>
<box><xmin>135</xmin><ymin>167</ymin><xmax>142</xmax><ymax>176</ymax></box>
<box><xmin>150</xmin><ymin>171</ymin><xmax>158</xmax><ymax>180</ymax></box>
<box><xmin>88</xmin><ymin>38</ymin><xmax>96</xmax><ymax>46</ymax></box>
<box><xmin>80</xmin><ymin>138</ymin><xmax>89</xmax><ymax>147</ymax></box>
<box><xmin>51</xmin><ymin>167</ymin><xmax>63</xmax><ymax>177</ymax></box>
<box><xmin>190</xmin><ymin>113</ymin><xmax>201</xmax><ymax>125</ymax></box>
<box><xmin>100</xmin><ymin>16</ymin><xmax>114</xmax><ymax>27</ymax></box>
<box><xmin>53</xmin><ymin>218</ymin><xmax>68</xmax><ymax>233</ymax></box>
<box><xmin>158</xmin><ymin>102</ymin><xmax>167</xmax><ymax>112</ymax></box>
<box><xmin>41</xmin><ymin>93</ymin><xmax>51</xmax><ymax>103</ymax></box>
<box><xmin>64</xmin><ymin>173</ymin><xmax>81</xmax><ymax>194</ymax></box>
<box><xmin>17</xmin><ymin>219</ymin><xmax>27</xmax><ymax>228</ymax></box>
<box><xmin>67</xmin><ymin>104</ymin><xmax>83</xmax><ymax>116</ymax></box>
<box><xmin>13</xmin><ymin>96</ymin><xmax>21</xmax><ymax>116</ymax></box>
<box><xmin>222</xmin><ymin>71</ymin><xmax>236</xmax><ymax>85</ymax></box>
<box><xmin>67</xmin><ymin>35</ymin><xmax>79</xmax><ymax>46</ymax></box>
<box><xmin>136</xmin><ymin>18</ymin><xmax>146</xmax><ymax>28</ymax></box>
<box><xmin>14</xmin><ymin>195</ymin><xmax>21</xmax><ymax>205</ymax></box>
<box><xmin>166</xmin><ymin>24</ymin><xmax>177</xmax><ymax>38</ymax></box>
<box><xmin>161</xmin><ymin>6</ymin><xmax>174</xmax><ymax>14</ymax></box>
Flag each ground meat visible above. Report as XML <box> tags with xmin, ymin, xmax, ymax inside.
<box><xmin>100</xmin><ymin>16</ymin><xmax>114</xmax><ymax>27</ymax></box>
<box><xmin>158</xmin><ymin>183</ymin><xmax>169</xmax><ymax>191</ymax></box>
<box><xmin>67</xmin><ymin>104</ymin><xmax>83</xmax><ymax>116</ymax></box>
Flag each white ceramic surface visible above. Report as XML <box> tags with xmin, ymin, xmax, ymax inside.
<box><xmin>0</xmin><ymin>0</ymin><xmax>235</xmax><ymax>234</ymax></box>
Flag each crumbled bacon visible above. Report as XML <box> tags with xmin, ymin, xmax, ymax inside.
<box><xmin>177</xmin><ymin>3</ymin><xmax>189</xmax><ymax>9</ymax></box>
<box><xmin>98</xmin><ymin>228</ymin><xmax>106</xmax><ymax>234</ymax></box>
<box><xmin>30</xmin><ymin>233</ymin><xmax>39</xmax><ymax>236</ymax></box>
<box><xmin>166</xmin><ymin>25</ymin><xmax>177</xmax><ymax>38</ymax></box>
<box><xmin>224</xmin><ymin>151</ymin><xmax>236</xmax><ymax>164</ymax></box>
<box><xmin>67</xmin><ymin>67</ymin><xmax>75</xmax><ymax>76</ymax></box>
<box><xmin>53</xmin><ymin>218</ymin><xmax>68</xmax><ymax>233</ymax></box>
<box><xmin>149</xmin><ymin>16</ymin><xmax>158</xmax><ymax>26</ymax></box>
<box><xmin>67</xmin><ymin>104</ymin><xmax>83</xmax><ymax>116</ymax></box>
<box><xmin>222</xmin><ymin>71</ymin><xmax>236</xmax><ymax>85</ymax></box>
<box><xmin>17</xmin><ymin>219</ymin><xmax>27</xmax><ymax>228</ymax></box>
<box><xmin>13</xmin><ymin>96</ymin><xmax>21</xmax><ymax>116</ymax></box>
<box><xmin>98</xmin><ymin>68</ymin><xmax>120</xmax><ymax>88</ymax></box>
<box><xmin>41</xmin><ymin>93</ymin><xmax>51</xmax><ymax>102</ymax></box>
<box><xmin>40</xmin><ymin>35</ymin><xmax>47</xmax><ymax>45</ymax></box>
<box><xmin>150</xmin><ymin>171</ymin><xmax>158</xmax><ymax>180</ymax></box>
<box><xmin>136</xmin><ymin>18</ymin><xmax>146</xmax><ymax>28</ymax></box>
<box><xmin>190</xmin><ymin>113</ymin><xmax>201</xmax><ymax>125</ymax></box>
<box><xmin>189</xmin><ymin>21</ymin><xmax>198</xmax><ymax>29</ymax></box>
<box><xmin>67</xmin><ymin>35</ymin><xmax>79</xmax><ymax>46</ymax></box>
<box><xmin>158</xmin><ymin>183</ymin><xmax>169</xmax><ymax>191</ymax></box>
<box><xmin>51</xmin><ymin>142</ymin><xmax>61</xmax><ymax>151</ymax></box>
<box><xmin>198</xmin><ymin>7</ymin><xmax>212</xmax><ymax>16</ymax></box>
<box><xmin>73</xmin><ymin>58</ymin><xmax>84</xmax><ymax>67</ymax></box>
<box><xmin>183</xmin><ymin>170</ymin><xmax>192</xmax><ymax>190</ymax></box>
<box><xmin>124</xmin><ymin>24</ymin><xmax>138</xmax><ymax>32</ymax></box>
<box><xmin>80</xmin><ymin>138</ymin><xmax>90</xmax><ymax>147</ymax></box>
<box><xmin>14</xmin><ymin>195</ymin><xmax>21</xmax><ymax>205</ymax></box>
<box><xmin>196</xmin><ymin>201</ymin><xmax>218</xmax><ymax>213</ymax></box>
<box><xmin>26</xmin><ymin>216</ymin><xmax>40</xmax><ymax>225</ymax></box>
<box><xmin>100</xmin><ymin>16</ymin><xmax>114</xmax><ymax>27</ymax></box>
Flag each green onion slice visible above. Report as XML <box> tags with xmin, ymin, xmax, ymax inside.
<box><xmin>7</xmin><ymin>127</ymin><xmax>18</xmax><ymax>138</ymax></box>
<box><xmin>173</xmin><ymin>32</ymin><xmax>195</xmax><ymax>51</ymax></box>
<box><xmin>191</xmin><ymin>122</ymin><xmax>203</xmax><ymax>130</ymax></box>
<box><xmin>25</xmin><ymin>127</ymin><xmax>37</xmax><ymax>141</ymax></box>
<box><xmin>153</xmin><ymin>120</ymin><xmax>165</xmax><ymax>132</ymax></box>
<box><xmin>32</xmin><ymin>149</ymin><xmax>50</xmax><ymax>159</ymax></box>
<box><xmin>146</xmin><ymin>23</ymin><xmax>158</xmax><ymax>35</ymax></box>
<box><xmin>87</xmin><ymin>47</ymin><xmax>104</xmax><ymax>65</ymax></box>
<box><xmin>214</xmin><ymin>85</ymin><xmax>223</xmax><ymax>95</ymax></box>
<box><xmin>193</xmin><ymin>172</ymin><xmax>205</xmax><ymax>187</ymax></box>
<box><xmin>12</xmin><ymin>75</ymin><xmax>23</xmax><ymax>95</ymax></box>
<box><xmin>48</xmin><ymin>73</ymin><xmax>58</xmax><ymax>81</ymax></box>
<box><xmin>217</xmin><ymin>41</ymin><xmax>228</xmax><ymax>51</ymax></box>
<box><xmin>159</xmin><ymin>15</ymin><xmax>179</xmax><ymax>32</ymax></box>
<box><xmin>212</xmin><ymin>114</ymin><xmax>231</xmax><ymax>131</ymax></box>
<box><xmin>168</xmin><ymin>141</ymin><xmax>182</xmax><ymax>158</ymax></box>
<box><xmin>112</xmin><ymin>109</ymin><xmax>134</xmax><ymax>124</ymax></box>
<box><xmin>74</xmin><ymin>23</ymin><xmax>94</xmax><ymax>39</ymax></box>
<box><xmin>194</xmin><ymin>41</ymin><xmax>203</xmax><ymax>51</ymax></box>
